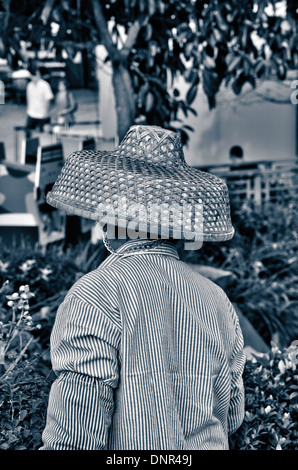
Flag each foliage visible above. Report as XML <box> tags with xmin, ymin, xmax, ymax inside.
<box><xmin>1</xmin><ymin>0</ymin><xmax>297</xmax><ymax>140</ymax></box>
<box><xmin>0</xmin><ymin>283</ymin><xmax>41</xmax><ymax>384</ymax></box>
<box><xmin>0</xmin><ymin>240</ymin><xmax>106</xmax><ymax>450</ymax></box>
<box><xmin>0</xmin><ymin>240</ymin><xmax>106</xmax><ymax>357</ymax></box>
<box><xmin>229</xmin><ymin>344</ymin><xmax>298</xmax><ymax>450</ymax></box>
<box><xmin>182</xmin><ymin>197</ymin><xmax>298</xmax><ymax>346</ymax></box>
<box><xmin>0</xmin><ymin>357</ymin><xmax>53</xmax><ymax>450</ymax></box>
<box><xmin>0</xmin><ymin>282</ymin><xmax>53</xmax><ymax>450</ymax></box>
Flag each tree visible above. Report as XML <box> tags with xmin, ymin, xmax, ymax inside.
<box><xmin>1</xmin><ymin>0</ymin><xmax>297</xmax><ymax>142</ymax></box>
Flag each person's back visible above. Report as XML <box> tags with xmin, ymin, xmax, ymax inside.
<box><xmin>25</xmin><ymin>66</ymin><xmax>54</xmax><ymax>136</ymax></box>
<box><xmin>47</xmin><ymin>240</ymin><xmax>245</xmax><ymax>450</ymax></box>
<box><xmin>26</xmin><ymin>72</ymin><xmax>53</xmax><ymax>120</ymax></box>
<box><xmin>108</xmin><ymin>249</ymin><xmax>244</xmax><ymax>449</ymax></box>
<box><xmin>51</xmin><ymin>79</ymin><xmax>77</xmax><ymax>127</ymax></box>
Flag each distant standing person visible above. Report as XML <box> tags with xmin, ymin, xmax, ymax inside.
<box><xmin>51</xmin><ymin>79</ymin><xmax>77</xmax><ymax>129</ymax></box>
<box><xmin>25</xmin><ymin>66</ymin><xmax>54</xmax><ymax>137</ymax></box>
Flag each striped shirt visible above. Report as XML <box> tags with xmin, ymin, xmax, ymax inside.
<box><xmin>40</xmin><ymin>239</ymin><xmax>245</xmax><ymax>450</ymax></box>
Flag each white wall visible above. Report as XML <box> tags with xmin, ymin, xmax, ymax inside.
<box><xmin>177</xmin><ymin>79</ymin><xmax>296</xmax><ymax>167</ymax></box>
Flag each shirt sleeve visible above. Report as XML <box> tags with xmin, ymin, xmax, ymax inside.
<box><xmin>226</xmin><ymin>306</ymin><xmax>246</xmax><ymax>436</ymax></box>
<box><xmin>214</xmin><ymin>284</ymin><xmax>246</xmax><ymax>436</ymax></box>
<box><xmin>40</xmin><ymin>293</ymin><xmax>121</xmax><ymax>450</ymax></box>
<box><xmin>44</xmin><ymin>81</ymin><xmax>54</xmax><ymax>101</ymax></box>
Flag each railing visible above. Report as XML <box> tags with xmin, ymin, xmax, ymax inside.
<box><xmin>194</xmin><ymin>159</ymin><xmax>298</xmax><ymax>204</ymax></box>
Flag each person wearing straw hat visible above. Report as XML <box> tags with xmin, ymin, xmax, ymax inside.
<box><xmin>40</xmin><ymin>125</ymin><xmax>245</xmax><ymax>450</ymax></box>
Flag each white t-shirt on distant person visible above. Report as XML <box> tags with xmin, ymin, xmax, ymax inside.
<box><xmin>26</xmin><ymin>79</ymin><xmax>54</xmax><ymax>120</ymax></box>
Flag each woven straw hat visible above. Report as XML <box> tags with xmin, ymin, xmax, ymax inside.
<box><xmin>46</xmin><ymin>125</ymin><xmax>234</xmax><ymax>242</ymax></box>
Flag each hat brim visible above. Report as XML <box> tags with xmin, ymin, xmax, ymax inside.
<box><xmin>46</xmin><ymin>149</ymin><xmax>234</xmax><ymax>242</ymax></box>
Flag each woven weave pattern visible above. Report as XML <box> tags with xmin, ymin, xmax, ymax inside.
<box><xmin>115</xmin><ymin>125</ymin><xmax>185</xmax><ymax>167</ymax></box>
<box><xmin>46</xmin><ymin>125</ymin><xmax>234</xmax><ymax>241</ymax></box>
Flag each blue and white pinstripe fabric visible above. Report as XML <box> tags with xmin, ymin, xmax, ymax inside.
<box><xmin>41</xmin><ymin>239</ymin><xmax>245</xmax><ymax>450</ymax></box>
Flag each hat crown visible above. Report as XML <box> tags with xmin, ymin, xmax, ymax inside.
<box><xmin>116</xmin><ymin>125</ymin><xmax>185</xmax><ymax>167</ymax></box>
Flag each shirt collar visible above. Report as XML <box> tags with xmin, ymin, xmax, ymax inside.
<box><xmin>99</xmin><ymin>238</ymin><xmax>180</xmax><ymax>270</ymax></box>
<box><xmin>116</xmin><ymin>238</ymin><xmax>179</xmax><ymax>258</ymax></box>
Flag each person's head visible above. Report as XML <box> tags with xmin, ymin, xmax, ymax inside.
<box><xmin>57</xmin><ymin>79</ymin><xmax>68</xmax><ymax>92</ymax></box>
<box><xmin>30</xmin><ymin>65</ymin><xmax>42</xmax><ymax>82</ymax></box>
<box><xmin>229</xmin><ymin>145</ymin><xmax>243</xmax><ymax>162</ymax></box>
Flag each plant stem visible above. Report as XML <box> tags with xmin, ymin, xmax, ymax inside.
<box><xmin>4</xmin><ymin>315</ymin><xmax>23</xmax><ymax>354</ymax></box>
<box><xmin>0</xmin><ymin>337</ymin><xmax>34</xmax><ymax>383</ymax></box>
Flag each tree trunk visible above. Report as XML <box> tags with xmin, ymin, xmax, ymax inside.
<box><xmin>112</xmin><ymin>62</ymin><xmax>136</xmax><ymax>142</ymax></box>
<box><xmin>0</xmin><ymin>0</ymin><xmax>11</xmax><ymax>55</ymax></box>
<box><xmin>90</xmin><ymin>0</ymin><xmax>145</xmax><ymax>143</ymax></box>
<box><xmin>1</xmin><ymin>0</ymin><xmax>11</xmax><ymax>29</ymax></box>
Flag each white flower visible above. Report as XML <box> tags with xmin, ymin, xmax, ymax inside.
<box><xmin>40</xmin><ymin>267</ymin><xmax>53</xmax><ymax>281</ymax></box>
<box><xmin>264</xmin><ymin>405</ymin><xmax>272</xmax><ymax>414</ymax></box>
<box><xmin>19</xmin><ymin>285</ymin><xmax>34</xmax><ymax>299</ymax></box>
<box><xmin>19</xmin><ymin>260</ymin><xmax>36</xmax><ymax>273</ymax></box>
<box><xmin>253</xmin><ymin>260</ymin><xmax>264</xmax><ymax>275</ymax></box>
<box><xmin>0</xmin><ymin>260</ymin><xmax>9</xmax><ymax>272</ymax></box>
<box><xmin>19</xmin><ymin>285</ymin><xmax>29</xmax><ymax>292</ymax></box>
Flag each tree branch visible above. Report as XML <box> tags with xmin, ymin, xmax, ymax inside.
<box><xmin>121</xmin><ymin>14</ymin><xmax>148</xmax><ymax>59</ymax></box>
<box><xmin>90</xmin><ymin>0</ymin><xmax>118</xmax><ymax>60</ymax></box>
<box><xmin>40</xmin><ymin>0</ymin><xmax>56</xmax><ymax>25</ymax></box>
<box><xmin>0</xmin><ymin>0</ymin><xmax>11</xmax><ymax>33</ymax></box>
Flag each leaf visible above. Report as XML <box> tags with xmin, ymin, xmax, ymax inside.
<box><xmin>0</xmin><ymin>443</ymin><xmax>10</xmax><ymax>450</ymax></box>
<box><xmin>186</xmin><ymin>84</ymin><xmax>198</xmax><ymax>105</ymax></box>
<box><xmin>253</xmin><ymin>354</ymin><xmax>270</xmax><ymax>367</ymax></box>
<box><xmin>188</xmin><ymin>106</ymin><xmax>197</xmax><ymax>117</ymax></box>
<box><xmin>144</xmin><ymin>23</ymin><xmax>153</xmax><ymax>41</ymax></box>
<box><xmin>148</xmin><ymin>0</ymin><xmax>156</xmax><ymax>16</ymax></box>
<box><xmin>227</xmin><ymin>55</ymin><xmax>242</xmax><ymax>73</ymax></box>
<box><xmin>32</xmin><ymin>431</ymin><xmax>42</xmax><ymax>443</ymax></box>
<box><xmin>145</xmin><ymin>91</ymin><xmax>155</xmax><ymax>112</ymax></box>
<box><xmin>184</xmin><ymin>42</ymin><xmax>194</xmax><ymax>59</ymax></box>
<box><xmin>182</xmin><ymin>124</ymin><xmax>194</xmax><ymax>132</ymax></box>
<box><xmin>214</xmin><ymin>10</ymin><xmax>229</xmax><ymax>33</ymax></box>
<box><xmin>18</xmin><ymin>409</ymin><xmax>28</xmax><ymax>421</ymax></box>
<box><xmin>212</xmin><ymin>28</ymin><xmax>222</xmax><ymax>42</ymax></box>
<box><xmin>40</xmin><ymin>0</ymin><xmax>56</xmax><ymax>25</ymax></box>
